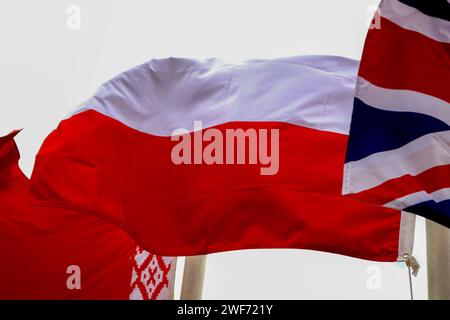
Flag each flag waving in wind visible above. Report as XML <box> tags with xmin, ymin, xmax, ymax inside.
<box><xmin>343</xmin><ymin>0</ymin><xmax>450</xmax><ymax>227</ymax></box>
<box><xmin>0</xmin><ymin>131</ymin><xmax>176</xmax><ymax>299</ymax></box>
<box><xmin>29</xmin><ymin>55</ymin><xmax>415</xmax><ymax>261</ymax></box>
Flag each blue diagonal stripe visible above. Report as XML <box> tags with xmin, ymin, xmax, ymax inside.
<box><xmin>345</xmin><ymin>98</ymin><xmax>450</xmax><ymax>162</ymax></box>
<box><xmin>404</xmin><ymin>199</ymin><xmax>450</xmax><ymax>228</ymax></box>
<box><xmin>399</xmin><ymin>0</ymin><xmax>450</xmax><ymax>22</ymax></box>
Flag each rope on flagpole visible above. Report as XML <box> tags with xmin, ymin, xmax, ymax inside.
<box><xmin>403</xmin><ymin>254</ymin><xmax>420</xmax><ymax>300</ymax></box>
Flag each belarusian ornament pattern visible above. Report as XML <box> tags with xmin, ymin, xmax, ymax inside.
<box><xmin>129</xmin><ymin>246</ymin><xmax>176</xmax><ymax>300</ymax></box>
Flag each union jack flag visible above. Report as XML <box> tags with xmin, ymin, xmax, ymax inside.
<box><xmin>343</xmin><ymin>0</ymin><xmax>450</xmax><ymax>227</ymax></box>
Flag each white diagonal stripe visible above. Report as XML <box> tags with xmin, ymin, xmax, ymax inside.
<box><xmin>343</xmin><ymin>130</ymin><xmax>450</xmax><ymax>195</ymax></box>
<box><xmin>356</xmin><ymin>77</ymin><xmax>450</xmax><ymax>126</ymax></box>
<box><xmin>380</xmin><ymin>0</ymin><xmax>450</xmax><ymax>43</ymax></box>
<box><xmin>384</xmin><ymin>188</ymin><xmax>450</xmax><ymax>210</ymax></box>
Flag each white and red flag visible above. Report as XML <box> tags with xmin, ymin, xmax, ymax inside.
<box><xmin>29</xmin><ymin>55</ymin><xmax>415</xmax><ymax>261</ymax></box>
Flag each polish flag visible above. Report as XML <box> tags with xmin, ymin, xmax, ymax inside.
<box><xmin>29</xmin><ymin>55</ymin><xmax>414</xmax><ymax>261</ymax></box>
<box><xmin>0</xmin><ymin>131</ymin><xmax>176</xmax><ymax>299</ymax></box>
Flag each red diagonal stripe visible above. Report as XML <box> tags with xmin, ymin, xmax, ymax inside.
<box><xmin>359</xmin><ymin>15</ymin><xmax>450</xmax><ymax>103</ymax></box>
<box><xmin>348</xmin><ymin>164</ymin><xmax>450</xmax><ymax>205</ymax></box>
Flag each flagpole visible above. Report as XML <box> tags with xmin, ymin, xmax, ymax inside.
<box><xmin>426</xmin><ymin>219</ymin><xmax>450</xmax><ymax>299</ymax></box>
<box><xmin>180</xmin><ymin>255</ymin><xmax>207</xmax><ymax>300</ymax></box>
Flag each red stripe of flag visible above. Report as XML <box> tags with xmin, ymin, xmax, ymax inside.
<box><xmin>359</xmin><ymin>15</ymin><xmax>450</xmax><ymax>103</ymax></box>
<box><xmin>30</xmin><ymin>110</ymin><xmax>402</xmax><ymax>261</ymax></box>
<box><xmin>347</xmin><ymin>164</ymin><xmax>450</xmax><ymax>206</ymax></box>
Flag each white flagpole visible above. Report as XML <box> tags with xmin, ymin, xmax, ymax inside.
<box><xmin>180</xmin><ymin>255</ymin><xmax>207</xmax><ymax>300</ymax></box>
<box><xmin>426</xmin><ymin>219</ymin><xmax>450</xmax><ymax>299</ymax></box>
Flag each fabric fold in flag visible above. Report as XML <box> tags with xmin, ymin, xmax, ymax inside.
<box><xmin>29</xmin><ymin>55</ymin><xmax>414</xmax><ymax>262</ymax></box>
<box><xmin>0</xmin><ymin>131</ymin><xmax>176</xmax><ymax>299</ymax></box>
<box><xmin>343</xmin><ymin>0</ymin><xmax>450</xmax><ymax>228</ymax></box>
